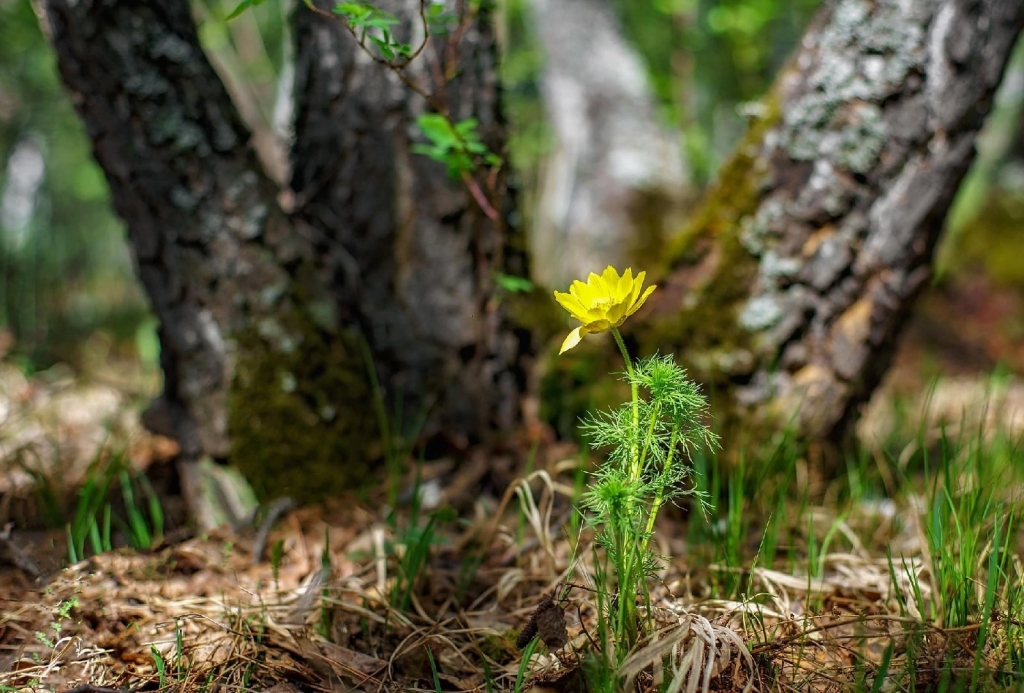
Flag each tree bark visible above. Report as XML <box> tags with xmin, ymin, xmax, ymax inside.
<box><xmin>291</xmin><ymin>0</ymin><xmax>528</xmax><ymax>449</ymax></box>
<box><xmin>633</xmin><ymin>0</ymin><xmax>1024</xmax><ymax>448</ymax></box>
<box><xmin>41</xmin><ymin>0</ymin><xmax>526</xmax><ymax>501</ymax></box>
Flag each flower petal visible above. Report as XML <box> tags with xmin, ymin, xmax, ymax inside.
<box><xmin>601</xmin><ymin>265</ymin><xmax>621</xmax><ymax>291</ymax></box>
<box><xmin>604</xmin><ymin>295</ymin><xmax>631</xmax><ymax>326</ymax></box>
<box><xmin>559</xmin><ymin>326</ymin><xmax>588</xmax><ymax>354</ymax></box>
<box><xmin>588</xmin><ymin>275</ymin><xmax>611</xmax><ymax>303</ymax></box>
<box><xmin>616</xmin><ymin>268</ymin><xmax>634</xmax><ymax>301</ymax></box>
<box><xmin>629</xmin><ymin>271</ymin><xmax>647</xmax><ymax>306</ymax></box>
<box><xmin>570</xmin><ymin>278</ymin><xmax>591</xmax><ymax>298</ymax></box>
<box><xmin>625</xmin><ymin>284</ymin><xmax>657</xmax><ymax>317</ymax></box>
<box><xmin>554</xmin><ymin>290</ymin><xmax>592</xmax><ymax>322</ymax></box>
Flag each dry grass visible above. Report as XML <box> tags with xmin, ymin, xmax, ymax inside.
<box><xmin>2</xmin><ymin>363</ymin><xmax>1023</xmax><ymax>692</ymax></box>
<box><xmin>1</xmin><ymin>448</ymin><xmax>1021</xmax><ymax>693</ymax></box>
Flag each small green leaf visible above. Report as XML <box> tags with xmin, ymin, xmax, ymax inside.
<box><xmin>448</xmin><ymin>155</ymin><xmax>474</xmax><ymax>177</ymax></box>
<box><xmin>494</xmin><ymin>273</ymin><xmax>534</xmax><ymax>293</ymax></box>
<box><xmin>333</xmin><ymin>2</ymin><xmax>371</xmax><ymax>19</ymax></box>
<box><xmin>226</xmin><ymin>0</ymin><xmax>268</xmax><ymax>20</ymax></box>
<box><xmin>368</xmin><ymin>9</ymin><xmax>400</xmax><ymax>26</ymax></box>
<box><xmin>414</xmin><ymin>114</ymin><xmax>499</xmax><ymax>179</ymax></box>
<box><xmin>455</xmin><ymin>118</ymin><xmax>480</xmax><ymax>136</ymax></box>
<box><xmin>370</xmin><ymin>35</ymin><xmax>395</xmax><ymax>60</ymax></box>
<box><xmin>425</xmin><ymin>4</ymin><xmax>456</xmax><ymax>33</ymax></box>
<box><xmin>411</xmin><ymin>143</ymin><xmax>446</xmax><ymax>161</ymax></box>
<box><xmin>417</xmin><ymin>114</ymin><xmax>458</xmax><ymax>146</ymax></box>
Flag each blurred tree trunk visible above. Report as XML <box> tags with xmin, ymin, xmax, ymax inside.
<box><xmin>526</xmin><ymin>0</ymin><xmax>691</xmax><ymax>289</ymax></box>
<box><xmin>41</xmin><ymin>0</ymin><xmax>528</xmax><ymax>502</ymax></box>
<box><xmin>938</xmin><ymin>45</ymin><xmax>1024</xmax><ymax>283</ymax></box>
<box><xmin>631</xmin><ymin>0</ymin><xmax>1024</xmax><ymax>451</ymax></box>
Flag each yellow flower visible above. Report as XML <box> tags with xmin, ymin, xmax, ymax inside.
<box><xmin>554</xmin><ymin>266</ymin><xmax>656</xmax><ymax>354</ymax></box>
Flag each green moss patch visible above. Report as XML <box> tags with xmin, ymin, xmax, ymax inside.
<box><xmin>228</xmin><ymin>308</ymin><xmax>379</xmax><ymax>504</ymax></box>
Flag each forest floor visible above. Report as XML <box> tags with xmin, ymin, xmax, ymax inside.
<box><xmin>2</xmin><ymin>273</ymin><xmax>1024</xmax><ymax>693</ymax></box>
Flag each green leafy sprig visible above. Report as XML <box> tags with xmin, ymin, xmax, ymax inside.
<box><xmin>227</xmin><ymin>0</ymin><xmax>503</xmax><ymax>218</ymax></box>
<box><xmin>579</xmin><ymin>347</ymin><xmax>717</xmax><ymax>658</ymax></box>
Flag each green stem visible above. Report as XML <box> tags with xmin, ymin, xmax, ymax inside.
<box><xmin>612</xmin><ymin>328</ymin><xmax>640</xmax><ymax>481</ymax></box>
<box><xmin>611</xmin><ymin>327</ymin><xmax>642</xmax><ymax>651</ymax></box>
<box><xmin>638</xmin><ymin>401</ymin><xmax>660</xmax><ymax>479</ymax></box>
<box><xmin>641</xmin><ymin>427</ymin><xmax>678</xmax><ymax>557</ymax></box>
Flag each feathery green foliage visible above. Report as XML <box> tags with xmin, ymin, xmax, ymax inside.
<box><xmin>578</xmin><ymin>333</ymin><xmax>716</xmax><ymax>679</ymax></box>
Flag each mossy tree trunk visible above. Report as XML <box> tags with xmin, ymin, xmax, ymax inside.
<box><xmin>633</xmin><ymin>0</ymin><xmax>1024</xmax><ymax>450</ymax></box>
<box><xmin>42</xmin><ymin>0</ymin><xmax>528</xmax><ymax>502</ymax></box>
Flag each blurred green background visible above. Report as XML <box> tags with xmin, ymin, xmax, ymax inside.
<box><xmin>2</xmin><ymin>0</ymin><xmax>1022</xmax><ymax>375</ymax></box>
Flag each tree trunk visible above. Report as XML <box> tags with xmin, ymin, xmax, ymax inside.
<box><xmin>291</xmin><ymin>0</ymin><xmax>528</xmax><ymax>449</ymax></box>
<box><xmin>939</xmin><ymin>46</ymin><xmax>1024</xmax><ymax>282</ymax></box>
<box><xmin>527</xmin><ymin>0</ymin><xmax>690</xmax><ymax>289</ymax></box>
<box><xmin>41</xmin><ymin>0</ymin><xmax>527</xmax><ymax>501</ymax></box>
<box><xmin>632</xmin><ymin>0</ymin><xmax>1024</xmax><ymax>449</ymax></box>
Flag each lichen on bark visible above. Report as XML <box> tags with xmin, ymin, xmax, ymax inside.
<box><xmin>621</xmin><ymin>0</ymin><xmax>1024</xmax><ymax>454</ymax></box>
